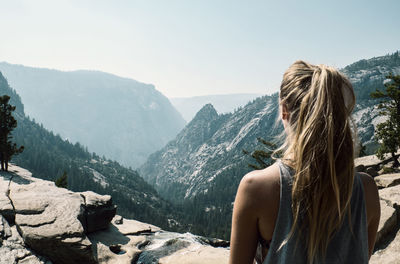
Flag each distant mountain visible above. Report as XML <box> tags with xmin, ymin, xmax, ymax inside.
<box><xmin>140</xmin><ymin>95</ymin><xmax>280</xmax><ymax>202</ymax></box>
<box><xmin>140</xmin><ymin>51</ymin><xmax>400</xmax><ymax>239</ymax></box>
<box><xmin>170</xmin><ymin>93</ymin><xmax>263</xmax><ymax>122</ymax></box>
<box><xmin>0</xmin><ymin>71</ymin><xmax>184</xmax><ymax>230</ymax></box>
<box><xmin>0</xmin><ymin>62</ymin><xmax>186</xmax><ymax>168</ymax></box>
<box><xmin>343</xmin><ymin>51</ymin><xmax>400</xmax><ymax>152</ymax></box>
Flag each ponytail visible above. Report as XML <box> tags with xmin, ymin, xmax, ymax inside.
<box><xmin>278</xmin><ymin>61</ymin><xmax>356</xmax><ymax>263</ymax></box>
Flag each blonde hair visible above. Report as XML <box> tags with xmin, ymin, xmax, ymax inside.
<box><xmin>278</xmin><ymin>60</ymin><xmax>356</xmax><ymax>263</ymax></box>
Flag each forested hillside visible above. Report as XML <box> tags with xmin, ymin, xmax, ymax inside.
<box><xmin>0</xmin><ymin>71</ymin><xmax>184</xmax><ymax>231</ymax></box>
<box><xmin>0</xmin><ymin>62</ymin><xmax>186</xmax><ymax>168</ymax></box>
<box><xmin>141</xmin><ymin>51</ymin><xmax>400</xmax><ymax>239</ymax></box>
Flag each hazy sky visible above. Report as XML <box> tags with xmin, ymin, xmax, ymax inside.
<box><xmin>0</xmin><ymin>0</ymin><xmax>399</xmax><ymax>98</ymax></box>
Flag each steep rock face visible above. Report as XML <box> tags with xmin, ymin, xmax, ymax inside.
<box><xmin>0</xmin><ymin>62</ymin><xmax>186</xmax><ymax>168</ymax></box>
<box><xmin>140</xmin><ymin>52</ymin><xmax>400</xmax><ymax>204</ymax></box>
<box><xmin>140</xmin><ymin>95</ymin><xmax>279</xmax><ymax>201</ymax></box>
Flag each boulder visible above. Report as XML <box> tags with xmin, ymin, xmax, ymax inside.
<box><xmin>0</xmin><ymin>164</ymin><xmax>116</xmax><ymax>264</ymax></box>
<box><xmin>374</xmin><ymin>173</ymin><xmax>400</xmax><ymax>189</ymax></box>
<box><xmin>372</xmin><ymin>179</ymin><xmax>400</xmax><ymax>262</ymax></box>
<box><xmin>355</xmin><ymin>164</ymin><xmax>365</xmax><ymax>173</ymax></box>
<box><xmin>88</xmin><ymin>220</ymin><xmax>149</xmax><ymax>264</ymax></box>
<box><xmin>355</xmin><ymin>154</ymin><xmax>382</xmax><ymax>169</ymax></box>
<box><xmin>114</xmin><ymin>218</ymin><xmax>160</xmax><ymax>236</ymax></box>
<box><xmin>371</xmin><ymin>228</ymin><xmax>400</xmax><ymax>264</ymax></box>
<box><xmin>89</xmin><ymin>221</ymin><xmax>230</xmax><ymax>264</ymax></box>
<box><xmin>159</xmin><ymin>244</ymin><xmax>229</xmax><ymax>264</ymax></box>
<box><xmin>366</xmin><ymin>167</ymin><xmax>378</xmax><ymax>177</ymax></box>
<box><xmin>355</xmin><ymin>151</ymin><xmax>400</xmax><ymax>177</ymax></box>
<box><xmin>375</xmin><ymin>199</ymin><xmax>397</xmax><ymax>246</ymax></box>
<box><xmin>379</xmin><ymin>185</ymin><xmax>400</xmax><ymax>207</ymax></box>
<box><xmin>80</xmin><ymin>191</ymin><xmax>117</xmax><ymax>233</ymax></box>
<box><xmin>113</xmin><ymin>215</ymin><xmax>123</xmax><ymax>225</ymax></box>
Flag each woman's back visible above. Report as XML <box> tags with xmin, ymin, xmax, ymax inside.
<box><xmin>229</xmin><ymin>60</ymin><xmax>380</xmax><ymax>264</ymax></box>
<box><xmin>263</xmin><ymin>160</ymin><xmax>369</xmax><ymax>263</ymax></box>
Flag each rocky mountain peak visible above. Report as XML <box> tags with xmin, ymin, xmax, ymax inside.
<box><xmin>190</xmin><ymin>103</ymin><xmax>218</xmax><ymax>124</ymax></box>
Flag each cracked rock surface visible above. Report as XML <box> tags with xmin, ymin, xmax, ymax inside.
<box><xmin>0</xmin><ymin>164</ymin><xmax>230</xmax><ymax>264</ymax></box>
<box><xmin>0</xmin><ymin>164</ymin><xmax>116</xmax><ymax>264</ymax></box>
<box><xmin>89</xmin><ymin>216</ymin><xmax>229</xmax><ymax>264</ymax></box>
<box><xmin>367</xmin><ymin>154</ymin><xmax>400</xmax><ymax>264</ymax></box>
<box><xmin>2</xmin><ymin>155</ymin><xmax>400</xmax><ymax>264</ymax></box>
<box><xmin>0</xmin><ymin>215</ymin><xmax>50</xmax><ymax>264</ymax></box>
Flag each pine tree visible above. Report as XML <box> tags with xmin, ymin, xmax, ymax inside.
<box><xmin>55</xmin><ymin>171</ymin><xmax>68</xmax><ymax>188</ymax></box>
<box><xmin>243</xmin><ymin>138</ymin><xmax>276</xmax><ymax>170</ymax></box>
<box><xmin>0</xmin><ymin>95</ymin><xmax>24</xmax><ymax>171</ymax></box>
<box><xmin>371</xmin><ymin>73</ymin><xmax>400</xmax><ymax>167</ymax></box>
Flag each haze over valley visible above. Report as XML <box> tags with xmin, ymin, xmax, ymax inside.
<box><xmin>1</xmin><ymin>51</ymin><xmax>399</xmax><ymax>239</ymax></box>
<box><xmin>1</xmin><ymin>1</ymin><xmax>399</xmax><ymax>262</ymax></box>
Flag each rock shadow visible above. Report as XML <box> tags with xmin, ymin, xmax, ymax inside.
<box><xmin>88</xmin><ymin>224</ymin><xmax>131</xmax><ymax>246</ymax></box>
<box><xmin>0</xmin><ymin>170</ymin><xmax>32</xmax><ymax>185</ymax></box>
<box><xmin>88</xmin><ymin>224</ymin><xmax>131</xmax><ymax>260</ymax></box>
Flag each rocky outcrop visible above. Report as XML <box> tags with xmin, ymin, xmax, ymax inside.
<box><xmin>0</xmin><ymin>214</ymin><xmax>50</xmax><ymax>264</ymax></box>
<box><xmin>370</xmin><ymin>184</ymin><xmax>400</xmax><ymax>264</ymax></box>
<box><xmin>89</xmin><ymin>217</ymin><xmax>229</xmax><ymax>264</ymax></box>
<box><xmin>363</xmin><ymin>153</ymin><xmax>400</xmax><ymax>264</ymax></box>
<box><xmin>0</xmin><ymin>164</ymin><xmax>229</xmax><ymax>264</ymax></box>
<box><xmin>374</xmin><ymin>173</ymin><xmax>400</xmax><ymax>189</ymax></box>
<box><xmin>5</xmin><ymin>156</ymin><xmax>400</xmax><ymax>263</ymax></box>
<box><xmin>0</xmin><ymin>164</ymin><xmax>116</xmax><ymax>264</ymax></box>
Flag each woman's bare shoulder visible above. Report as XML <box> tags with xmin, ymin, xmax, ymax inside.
<box><xmin>358</xmin><ymin>172</ymin><xmax>379</xmax><ymax>199</ymax></box>
<box><xmin>238</xmin><ymin>163</ymin><xmax>280</xmax><ymax>204</ymax></box>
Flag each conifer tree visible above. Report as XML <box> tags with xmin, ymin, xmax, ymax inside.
<box><xmin>243</xmin><ymin>138</ymin><xmax>276</xmax><ymax>170</ymax></box>
<box><xmin>0</xmin><ymin>95</ymin><xmax>24</xmax><ymax>171</ymax></box>
<box><xmin>55</xmin><ymin>171</ymin><xmax>68</xmax><ymax>188</ymax></box>
<box><xmin>371</xmin><ymin>73</ymin><xmax>400</xmax><ymax>167</ymax></box>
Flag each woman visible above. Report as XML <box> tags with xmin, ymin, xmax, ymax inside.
<box><xmin>229</xmin><ymin>61</ymin><xmax>380</xmax><ymax>264</ymax></box>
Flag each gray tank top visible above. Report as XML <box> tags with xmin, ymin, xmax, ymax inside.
<box><xmin>263</xmin><ymin>160</ymin><xmax>369</xmax><ymax>264</ymax></box>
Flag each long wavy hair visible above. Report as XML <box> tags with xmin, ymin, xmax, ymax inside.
<box><xmin>277</xmin><ymin>60</ymin><xmax>356</xmax><ymax>263</ymax></box>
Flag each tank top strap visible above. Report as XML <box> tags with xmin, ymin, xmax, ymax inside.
<box><xmin>263</xmin><ymin>160</ymin><xmax>369</xmax><ymax>264</ymax></box>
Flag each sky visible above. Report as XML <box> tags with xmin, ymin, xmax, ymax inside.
<box><xmin>0</xmin><ymin>0</ymin><xmax>399</xmax><ymax>98</ymax></box>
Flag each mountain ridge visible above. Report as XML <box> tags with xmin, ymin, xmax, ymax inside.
<box><xmin>0</xmin><ymin>71</ymin><xmax>185</xmax><ymax>231</ymax></box>
<box><xmin>0</xmin><ymin>61</ymin><xmax>186</xmax><ymax>168</ymax></box>
<box><xmin>140</xmin><ymin>51</ymin><xmax>400</xmax><ymax>238</ymax></box>
<box><xmin>170</xmin><ymin>93</ymin><xmax>263</xmax><ymax>122</ymax></box>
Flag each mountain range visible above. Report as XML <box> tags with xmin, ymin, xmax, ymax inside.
<box><xmin>0</xmin><ymin>62</ymin><xmax>186</xmax><ymax>168</ymax></box>
<box><xmin>0</xmin><ymin>71</ymin><xmax>184</xmax><ymax>231</ymax></box>
<box><xmin>1</xmin><ymin>51</ymin><xmax>399</xmax><ymax>240</ymax></box>
<box><xmin>140</xmin><ymin>51</ymin><xmax>400</xmax><ymax>238</ymax></box>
